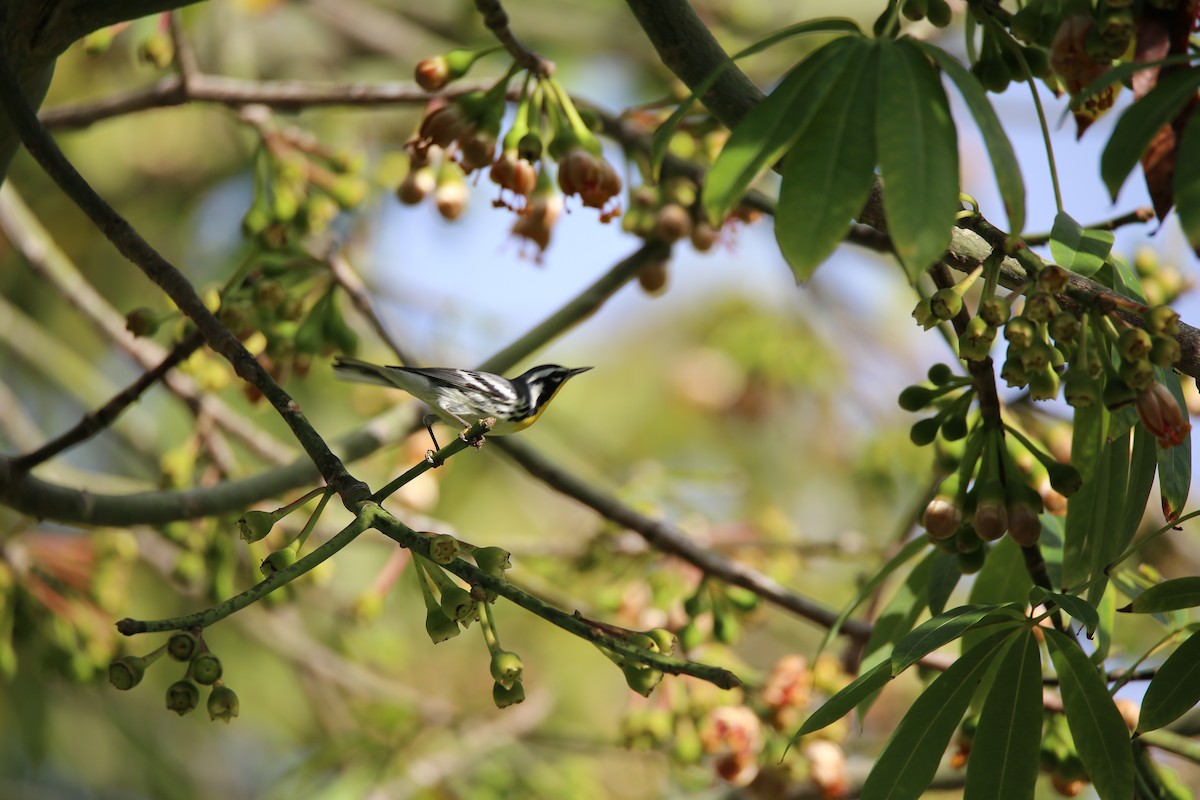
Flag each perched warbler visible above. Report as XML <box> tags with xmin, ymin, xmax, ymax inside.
<box><xmin>333</xmin><ymin>357</ymin><xmax>592</xmax><ymax>450</ymax></box>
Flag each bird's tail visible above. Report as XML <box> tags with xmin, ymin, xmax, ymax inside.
<box><xmin>331</xmin><ymin>356</ymin><xmax>402</xmax><ymax>388</ymax></box>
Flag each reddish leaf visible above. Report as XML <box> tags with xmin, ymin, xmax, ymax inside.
<box><xmin>1132</xmin><ymin>17</ymin><xmax>1171</xmax><ymax>99</ymax></box>
<box><xmin>1142</xmin><ymin>122</ymin><xmax>1179</xmax><ymax>221</ymax></box>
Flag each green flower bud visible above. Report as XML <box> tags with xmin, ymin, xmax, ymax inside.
<box><xmin>1000</xmin><ymin>356</ymin><xmax>1029</xmax><ymax>388</ymax></box>
<box><xmin>237</xmin><ymin>510</ymin><xmax>276</xmax><ymax>543</ymax></box>
<box><xmin>1004</xmin><ymin>317</ymin><xmax>1036</xmax><ymax>348</ymax></box>
<box><xmin>898</xmin><ymin>385</ymin><xmax>938</xmax><ymax>412</ymax></box>
<box><xmin>979</xmin><ymin>297</ymin><xmax>1010</xmax><ymax>328</ymax></box>
<box><xmin>956</xmin><ymin>523</ymin><xmax>983</xmax><ymax>554</ymax></box>
<box><xmin>192</xmin><ymin>653</ymin><xmax>223</xmax><ymax>685</ymax></box>
<box><xmin>1150</xmin><ymin>335</ymin><xmax>1181</xmax><ymax>368</ymax></box>
<box><xmin>959</xmin><ymin>315</ymin><xmax>996</xmax><ymax>361</ymax></box>
<box><xmin>930</xmin><ymin>287</ymin><xmax>964</xmax><ymax>320</ymax></box>
<box><xmin>1023</xmin><ymin>293</ymin><xmax>1060</xmax><ymax>323</ymax></box>
<box><xmin>1029</xmin><ymin>365</ymin><xmax>1061</xmax><ymax>402</ymax></box>
<box><xmin>1146</xmin><ymin>305</ymin><xmax>1181</xmax><ymax>337</ymax></box>
<box><xmin>724</xmin><ymin>586</ymin><xmax>759</xmax><ymax>612</ymax></box>
<box><xmin>1119</xmin><ymin>358</ymin><xmax>1155</xmax><ymax>392</ymax></box>
<box><xmin>1046</xmin><ymin>462</ymin><xmax>1082</xmax><ymax>497</ymax></box>
<box><xmin>678</xmin><ymin>620</ymin><xmax>703</xmax><ymax>651</ymax></box>
<box><xmin>489</xmin><ymin>650</ymin><xmax>524</xmax><ymax>689</ymax></box>
<box><xmin>926</xmin><ymin>0</ymin><xmax>952</xmax><ymax>27</ymax></box>
<box><xmin>646</xmin><ymin>628</ymin><xmax>677</xmax><ymax>656</ymax></box>
<box><xmin>260</xmin><ymin>547</ymin><xmax>297</xmax><ymax>578</ymax></box>
<box><xmin>166</xmin><ymin>680</ymin><xmax>201</xmax><ymax>716</ymax></box>
<box><xmin>957</xmin><ymin>545</ymin><xmax>987</xmax><ymax>574</ymax></box>
<box><xmin>1048</xmin><ymin>312</ymin><xmax>1081</xmax><ymax>343</ymax></box>
<box><xmin>1063</xmin><ymin>370</ymin><xmax>1100</xmax><ymax>408</ymax></box>
<box><xmin>425</xmin><ymin>606</ymin><xmax>461</xmax><ymax>643</ymax></box>
<box><xmin>1118</xmin><ymin>328</ymin><xmax>1153</xmax><ymax>362</ymax></box>
<box><xmin>682</xmin><ymin>584</ymin><xmax>710</xmax><ymax>617</ymax></box>
<box><xmin>108</xmin><ymin>655</ymin><xmax>150</xmax><ymax>690</ymax></box>
<box><xmin>1019</xmin><ymin>341</ymin><xmax>1054</xmax><ymax>373</ymax></box>
<box><xmin>1103</xmin><ymin>376</ymin><xmax>1138</xmax><ymax>409</ymax></box>
<box><xmin>910</xmin><ymin>417</ymin><xmax>941</xmax><ymax>447</ymax></box>
<box><xmin>941</xmin><ymin>412</ymin><xmax>969</xmax><ymax>442</ymax></box>
<box><xmin>492</xmin><ymin>679</ymin><xmax>526</xmax><ymax>708</ymax></box>
<box><xmin>472</xmin><ymin>546</ymin><xmax>512</xmax><ymax>578</ymax></box>
<box><xmin>927</xmin><ymin>363</ymin><xmax>956</xmax><ymax>385</ymax></box>
<box><xmin>712</xmin><ymin>608</ymin><xmax>740</xmax><ymax>644</ymax></box>
<box><xmin>428</xmin><ymin>534</ymin><xmax>460</xmax><ymax>565</ymax></box>
<box><xmin>1037</xmin><ymin>265</ymin><xmax>1069</xmax><ymax>294</ymax></box>
<box><xmin>439</xmin><ymin>585</ymin><xmax>476</xmax><ymax>623</ymax></box>
<box><xmin>207</xmin><ymin>684</ymin><xmax>240</xmax><ymax>723</ymax></box>
<box><xmin>167</xmin><ymin>631</ymin><xmax>199</xmax><ymax>662</ymax></box>
<box><xmin>912</xmin><ymin>297</ymin><xmax>937</xmax><ymax>330</ymax></box>
<box><xmin>125</xmin><ymin>307</ymin><xmax>162</xmax><ymax>337</ymax></box>
<box><xmin>623</xmin><ymin>663</ymin><xmax>664</xmax><ymax>697</ymax></box>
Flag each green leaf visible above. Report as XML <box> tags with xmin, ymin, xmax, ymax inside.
<box><xmin>926</xmin><ymin>550</ymin><xmax>961</xmax><ymax>616</ymax></box>
<box><xmin>790</xmin><ymin>660</ymin><xmax>893</xmax><ymax>740</ymax></box>
<box><xmin>1121</xmin><ymin>577</ymin><xmax>1200</xmax><ymax>613</ymax></box>
<box><xmin>1045</xmin><ymin>630</ymin><xmax>1135</xmax><ymax>800</ymax></box>
<box><xmin>1087</xmin><ymin>432</ymin><xmax>1132</xmax><ymax>611</ymax></box>
<box><xmin>1070</xmin><ymin>402</ymin><xmax>1109</xmax><ymax>486</ymax></box>
<box><xmin>1069</xmin><ymin>52</ymin><xmax>1200</xmax><ymax>112</ymax></box>
<box><xmin>776</xmin><ymin>39</ymin><xmax>879</xmax><ymax>281</ymax></box>
<box><xmin>1121</xmin><ymin>425</ymin><xmax>1158</xmax><ymax>546</ymax></box>
<box><xmin>875</xmin><ymin>38</ymin><xmax>960</xmax><ymax>281</ymax></box>
<box><xmin>1101</xmin><ymin>67</ymin><xmax>1200</xmax><ymax>201</ymax></box>
<box><xmin>1048</xmin><ymin>211</ymin><xmax>1115</xmax><ymax>277</ymax></box>
<box><xmin>963</xmin><ymin>537</ymin><xmax>1032</xmax><ymax>656</ymax></box>
<box><xmin>1137</xmin><ymin>628</ymin><xmax>1200</xmax><ymax>733</ymax></box>
<box><xmin>891</xmin><ymin>603</ymin><xmax>1022</xmax><ymax>675</ymax></box>
<box><xmin>1176</xmin><ymin>108</ymin><xmax>1200</xmax><ymax>248</ymax></box>
<box><xmin>916</xmin><ymin>42</ymin><xmax>1025</xmax><ymax>234</ymax></box>
<box><xmin>649</xmin><ymin>18</ymin><xmax>864</xmax><ymax>181</ymax></box>
<box><xmin>964</xmin><ymin>630</ymin><xmax>1042</xmax><ymax>800</ymax></box>
<box><xmin>701</xmin><ymin>37</ymin><xmax>857</xmax><ymax>224</ymax></box>
<box><xmin>1030</xmin><ymin>587</ymin><xmax>1099</xmax><ymax>634</ymax></box>
<box><xmin>859</xmin><ymin>631</ymin><xmax>1014</xmax><ymax>800</ymax></box>
<box><xmin>816</xmin><ymin>525</ymin><xmax>929</xmax><ymax>657</ymax></box>
<box><xmin>1156</xmin><ymin>367</ymin><xmax>1191</xmax><ymax>520</ymax></box>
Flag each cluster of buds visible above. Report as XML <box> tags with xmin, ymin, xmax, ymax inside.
<box><xmin>900</xmin><ymin>0</ymin><xmax>953</xmax><ymax>27</ymax></box>
<box><xmin>110</xmin><ymin>629</ymin><xmax>239</xmax><ymax>722</ymax></box>
<box><xmin>399</xmin><ymin>51</ymin><xmax>623</xmax><ymax>258</ymax></box>
<box><xmin>676</xmin><ymin>576</ymin><xmax>760</xmax><ymax>652</ymax></box>
<box><xmin>902</xmin><ymin>362</ymin><xmax>1082</xmax><ymax>567</ymax></box>
<box><xmin>241</xmin><ymin>115</ymin><xmax>369</xmax><ymax>249</ymax></box>
<box><xmin>968</xmin><ymin>16</ymin><xmax>1052</xmax><ymax>95</ymax></box>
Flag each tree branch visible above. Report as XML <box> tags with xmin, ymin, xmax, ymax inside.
<box><xmin>0</xmin><ymin>35</ymin><xmax>370</xmax><ymax>510</ymax></box>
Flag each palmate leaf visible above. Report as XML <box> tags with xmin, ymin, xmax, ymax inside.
<box><xmin>699</xmin><ymin>36</ymin><xmax>859</xmax><ymax>225</ymax></box>
<box><xmin>648</xmin><ymin>18</ymin><xmax>863</xmax><ymax>181</ymax></box>
<box><xmin>775</xmin><ymin>38</ymin><xmax>878</xmax><ymax>280</ymax></box>
<box><xmin>859</xmin><ymin>630</ymin><xmax>1015</xmax><ymax>800</ymax></box>
<box><xmin>875</xmin><ymin>37</ymin><xmax>960</xmax><ymax>281</ymax></box>
<box><xmin>916</xmin><ymin>42</ymin><xmax>1024</xmax><ymax>234</ymax></box>
<box><xmin>1100</xmin><ymin>66</ymin><xmax>1200</xmax><ymax>201</ymax></box>
<box><xmin>963</xmin><ymin>630</ymin><xmax>1042</xmax><ymax>800</ymax></box>
<box><xmin>1045</xmin><ymin>630</ymin><xmax>1134</xmax><ymax>800</ymax></box>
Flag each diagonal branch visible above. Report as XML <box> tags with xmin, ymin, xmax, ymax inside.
<box><xmin>0</xmin><ymin>35</ymin><xmax>369</xmax><ymax>510</ymax></box>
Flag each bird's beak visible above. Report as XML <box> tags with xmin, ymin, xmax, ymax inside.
<box><xmin>569</xmin><ymin>366</ymin><xmax>593</xmax><ymax>377</ymax></box>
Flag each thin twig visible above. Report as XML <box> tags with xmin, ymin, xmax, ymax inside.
<box><xmin>326</xmin><ymin>252</ymin><xmax>422</xmax><ymax>368</ymax></box>
<box><xmin>12</xmin><ymin>329</ymin><xmax>204</xmax><ymax>471</ymax></box>
<box><xmin>473</xmin><ymin>0</ymin><xmax>555</xmax><ymax>77</ymax></box>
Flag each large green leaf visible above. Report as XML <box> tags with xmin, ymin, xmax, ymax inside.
<box><xmin>701</xmin><ymin>37</ymin><xmax>858</xmax><ymax>224</ymax></box>
<box><xmin>776</xmin><ymin>39</ymin><xmax>879</xmax><ymax>281</ymax></box>
<box><xmin>917</xmin><ymin>42</ymin><xmax>1025</xmax><ymax>234</ymax></box>
<box><xmin>1137</xmin><ymin>628</ymin><xmax>1200</xmax><ymax>733</ymax></box>
<box><xmin>1045</xmin><ymin>630</ymin><xmax>1134</xmax><ymax>800</ymax></box>
<box><xmin>649</xmin><ymin>18</ymin><xmax>864</xmax><ymax>180</ymax></box>
<box><xmin>926</xmin><ymin>550</ymin><xmax>961</xmax><ymax>617</ymax></box>
<box><xmin>875</xmin><ymin>38</ymin><xmax>960</xmax><ymax>281</ymax></box>
<box><xmin>1087</xmin><ymin>432</ymin><xmax>1132</xmax><ymax>610</ymax></box>
<box><xmin>859</xmin><ymin>631</ymin><xmax>1014</xmax><ymax>800</ymax></box>
<box><xmin>1101</xmin><ymin>66</ymin><xmax>1200</xmax><ymax>201</ymax></box>
<box><xmin>963</xmin><ymin>537</ymin><xmax>1032</xmax><ymax>655</ymax></box>
<box><xmin>891</xmin><ymin>603</ymin><xmax>1022</xmax><ymax>674</ymax></box>
<box><xmin>1030</xmin><ymin>587</ymin><xmax>1099</xmax><ymax>635</ymax></box>
<box><xmin>1121</xmin><ymin>577</ymin><xmax>1200</xmax><ymax>613</ymax></box>
<box><xmin>963</xmin><ymin>630</ymin><xmax>1042</xmax><ymax>800</ymax></box>
<box><xmin>1176</xmin><ymin>108</ymin><xmax>1200</xmax><ymax>249</ymax></box>
<box><xmin>1048</xmin><ymin>211</ymin><xmax>1114</xmax><ymax>278</ymax></box>
<box><xmin>790</xmin><ymin>660</ymin><xmax>893</xmax><ymax>740</ymax></box>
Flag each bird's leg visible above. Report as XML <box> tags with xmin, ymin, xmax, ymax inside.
<box><xmin>422</xmin><ymin>413</ymin><xmax>444</xmax><ymax>466</ymax></box>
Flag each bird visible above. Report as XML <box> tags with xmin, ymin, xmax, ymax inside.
<box><xmin>333</xmin><ymin>356</ymin><xmax>592</xmax><ymax>454</ymax></box>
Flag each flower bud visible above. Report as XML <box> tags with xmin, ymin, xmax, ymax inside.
<box><xmin>1038</xmin><ymin>265</ymin><xmax>1069</xmax><ymax>294</ymax></box>
<box><xmin>207</xmin><ymin>684</ymin><xmax>240</xmax><ymax>723</ymax></box>
<box><xmin>959</xmin><ymin>315</ymin><xmax>996</xmax><ymax>361</ymax></box>
<box><xmin>260</xmin><ymin>547</ymin><xmax>297</xmax><ymax>578</ymax></box>
<box><xmin>910</xmin><ymin>417</ymin><xmax>941</xmax><ymax>447</ymax></box>
<box><xmin>425</xmin><ymin>606</ymin><xmax>461</xmax><ymax>643</ymax></box>
<box><xmin>1119</xmin><ymin>358</ymin><xmax>1155</xmax><ymax>392</ymax></box>
<box><xmin>1019</xmin><ymin>341</ymin><xmax>1054</xmax><ymax>373</ymax></box>
<box><xmin>623</xmin><ymin>663</ymin><xmax>664</xmax><ymax>697</ymax></box>
<box><xmin>912</xmin><ymin>297</ymin><xmax>937</xmax><ymax>330</ymax></box>
<box><xmin>237</xmin><ymin>510</ymin><xmax>276</xmax><ymax>543</ymax></box>
<box><xmin>1118</xmin><ymin>328</ymin><xmax>1153</xmax><ymax>362</ymax></box>
<box><xmin>428</xmin><ymin>534</ymin><xmax>460</xmax><ymax>565</ymax></box>
<box><xmin>1004</xmin><ymin>317</ymin><xmax>1036</xmax><ymax>348</ymax></box>
<box><xmin>489</xmin><ymin>650</ymin><xmax>524</xmax><ymax>689</ymax></box>
<box><xmin>957</xmin><ymin>545</ymin><xmax>987</xmax><ymax>574</ymax></box>
<box><xmin>492</xmin><ymin>679</ymin><xmax>526</xmax><ymax>708</ymax></box>
<box><xmin>557</xmin><ymin>146</ymin><xmax>622</xmax><ymax>211</ymax></box>
<box><xmin>166</xmin><ymin>680</ymin><xmax>200</xmax><ymax>716</ymax></box>
<box><xmin>924</xmin><ymin>496</ymin><xmax>963</xmax><ymax>540</ymax></box>
<box><xmin>417</xmin><ymin>103</ymin><xmax>474</xmax><ymax>150</ymax></box>
<box><xmin>930</xmin><ymin>287</ymin><xmax>964</xmax><ymax>320</ymax></box>
<box><xmin>1150</xmin><ymin>336</ymin><xmax>1181</xmax><ymax>368</ymax></box>
<box><xmin>1146</xmin><ymin>305</ymin><xmax>1180</xmax><ymax>337</ymax></box>
<box><xmin>1136</xmin><ymin>382</ymin><xmax>1192</xmax><ymax>448</ymax></box>
<box><xmin>1046</xmin><ymin>462</ymin><xmax>1083</xmax><ymax>497</ymax></box>
<box><xmin>973</xmin><ymin>481</ymin><xmax>1009</xmax><ymax>541</ymax></box>
<box><xmin>978</xmin><ymin>297</ymin><xmax>1010</xmax><ymax>328</ymax></box>
<box><xmin>439</xmin><ymin>585</ymin><xmax>476</xmax><ymax>623</ymax></box>
<box><xmin>653</xmin><ymin>204</ymin><xmax>691</xmax><ymax>243</ymax></box>
<box><xmin>1063</xmin><ymin>370</ymin><xmax>1099</xmax><ymax>408</ymax></box>
<box><xmin>646</xmin><ymin>628</ymin><xmax>677</xmax><ymax>656</ymax></box>
<box><xmin>108</xmin><ymin>655</ymin><xmax>150</xmax><ymax>690</ymax></box>
<box><xmin>138</xmin><ymin>32</ymin><xmax>174</xmax><ymax>69</ymax></box>
<box><xmin>1029</xmin><ymin>366</ymin><xmax>1061</xmax><ymax>402</ymax></box>
<box><xmin>125</xmin><ymin>307</ymin><xmax>162</xmax><ymax>338</ymax></box>
<box><xmin>927</xmin><ymin>363</ymin><xmax>955</xmax><ymax>385</ymax></box>
<box><xmin>397</xmin><ymin>167</ymin><xmax>435</xmax><ymax>205</ymax></box>
<box><xmin>1048</xmin><ymin>312</ymin><xmax>1081</xmax><ymax>343</ymax></box>
<box><xmin>637</xmin><ymin>260</ymin><xmax>669</xmax><ymax>295</ymax></box>
<box><xmin>192</xmin><ymin>653</ymin><xmax>223</xmax><ymax>685</ymax></box>
<box><xmin>473</xmin><ymin>546</ymin><xmax>512</xmax><ymax>578</ymax></box>
<box><xmin>415</xmin><ymin>55</ymin><xmax>452</xmax><ymax>92</ymax></box>
<box><xmin>434</xmin><ymin>168</ymin><xmax>469</xmax><ymax>221</ymax></box>
<box><xmin>690</xmin><ymin>221</ymin><xmax>718</xmax><ymax>252</ymax></box>
<box><xmin>167</xmin><ymin>631</ymin><xmax>200</xmax><ymax>662</ymax></box>
<box><xmin>1000</xmin><ymin>356</ymin><xmax>1029</xmax><ymax>388</ymax></box>
<box><xmin>490</xmin><ymin>151</ymin><xmax>538</xmax><ymax>197</ymax></box>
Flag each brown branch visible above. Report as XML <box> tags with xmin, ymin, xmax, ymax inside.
<box><xmin>0</xmin><ymin>36</ymin><xmax>370</xmax><ymax>511</ymax></box>
<box><xmin>12</xmin><ymin>329</ymin><xmax>204</xmax><ymax>471</ymax></box>
<box><xmin>473</xmin><ymin>0</ymin><xmax>554</xmax><ymax>77</ymax></box>
<box><xmin>495</xmin><ymin>438</ymin><xmax>873</xmax><ymax>640</ymax></box>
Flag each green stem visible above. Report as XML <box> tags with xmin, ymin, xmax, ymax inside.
<box><xmin>293</xmin><ymin>488</ymin><xmax>332</xmax><ymax>551</ymax></box>
<box><xmin>116</xmin><ymin>510</ymin><xmax>371</xmax><ymax>635</ymax></box>
<box><xmin>1106</xmin><ymin>509</ymin><xmax>1200</xmax><ymax>571</ymax></box>
<box><xmin>1139</xmin><ymin>728</ymin><xmax>1200</xmax><ymax>763</ymax></box>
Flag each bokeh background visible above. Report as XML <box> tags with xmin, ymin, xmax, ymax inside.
<box><xmin>1</xmin><ymin>1</ymin><xmax>1197</xmax><ymax>798</ymax></box>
